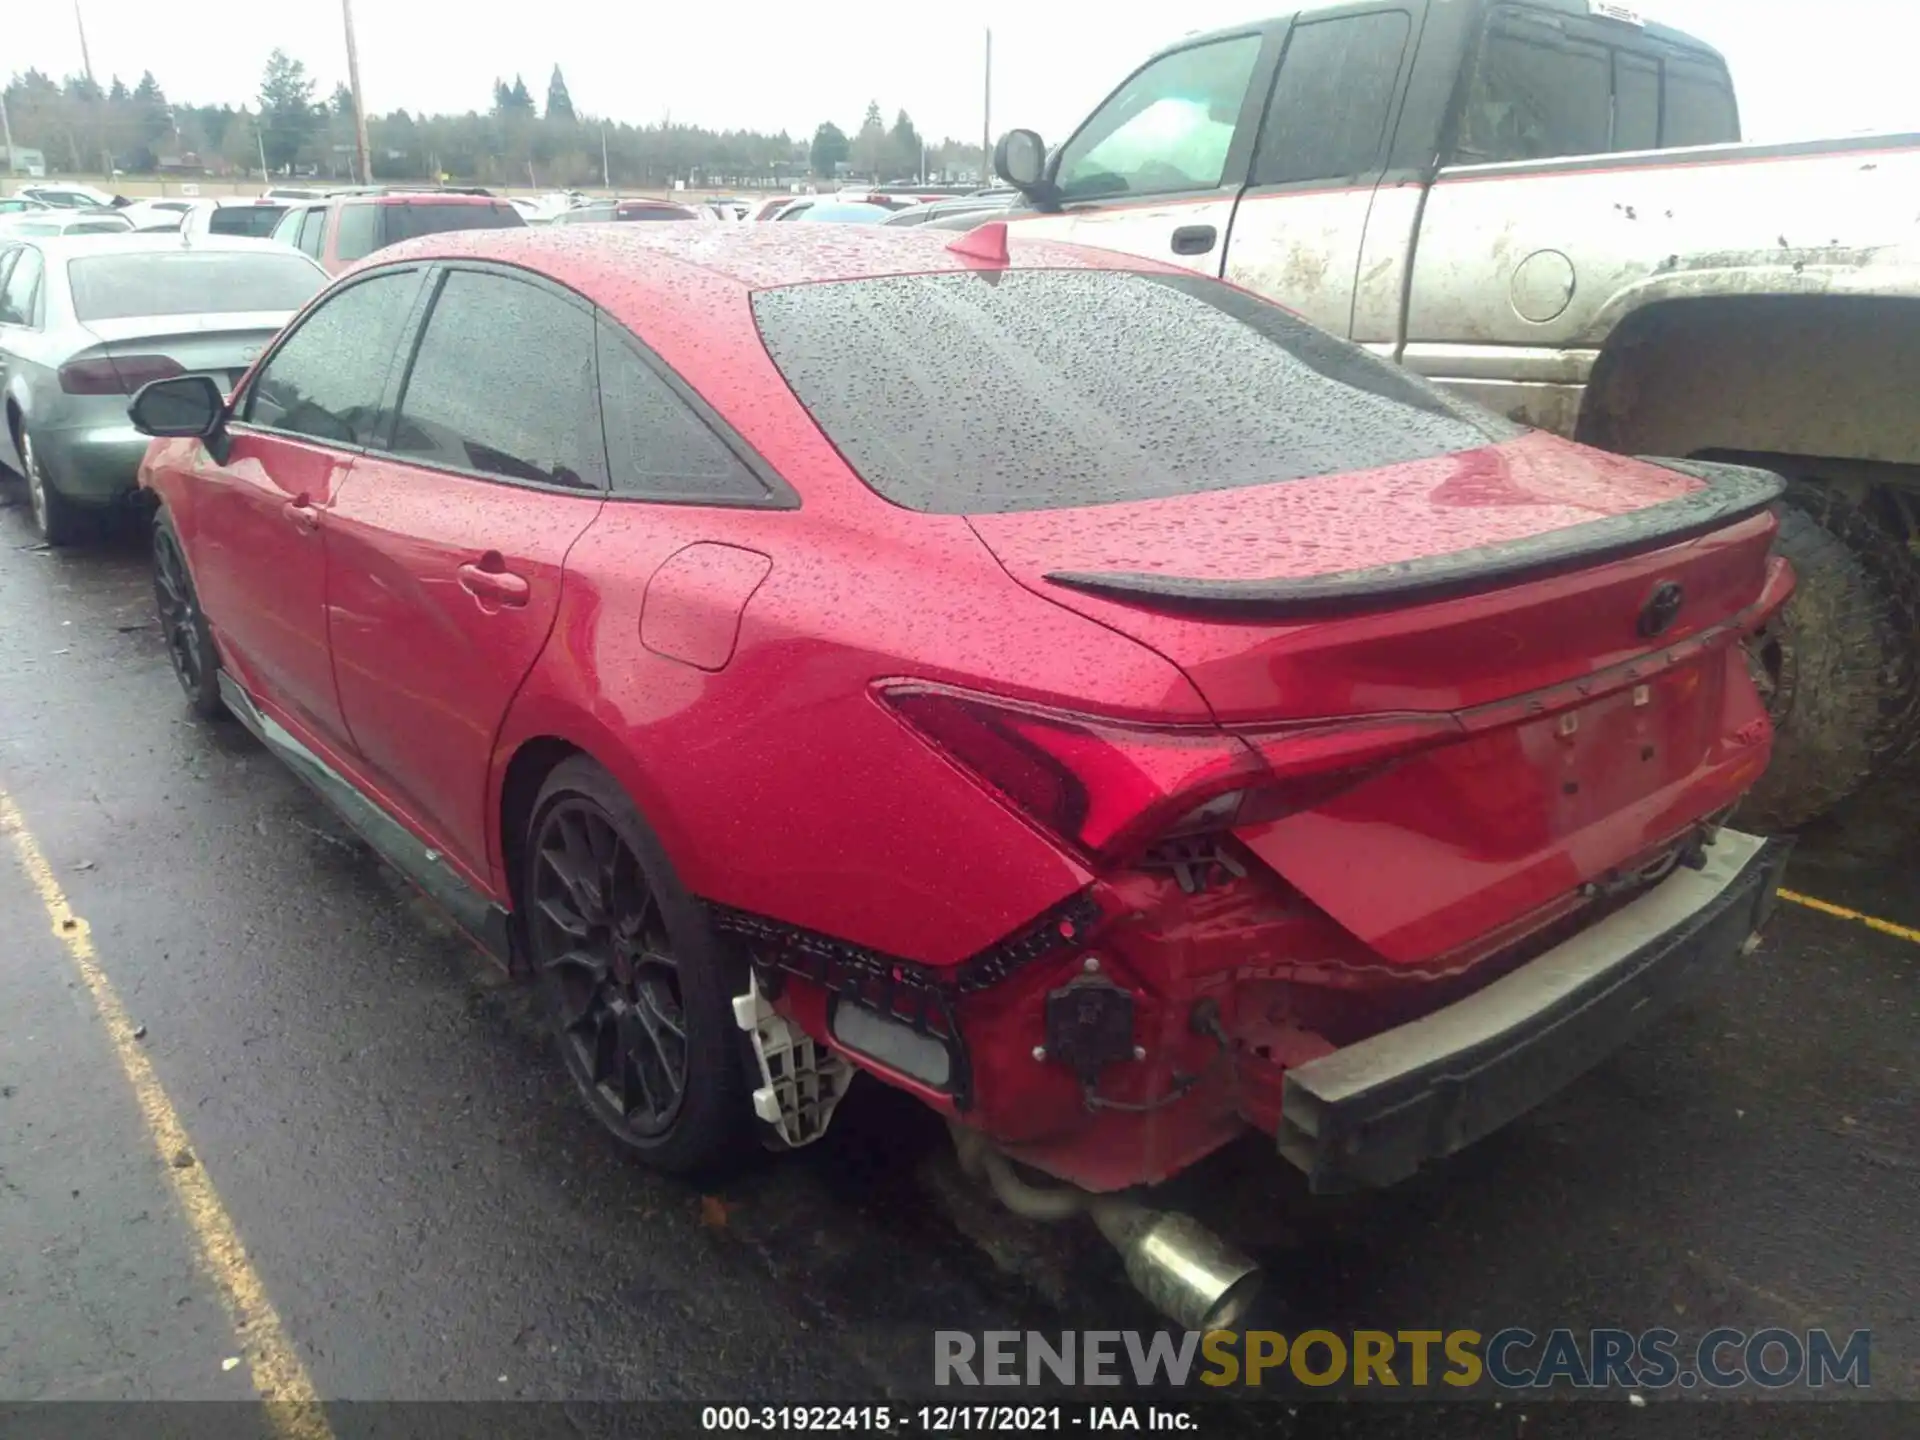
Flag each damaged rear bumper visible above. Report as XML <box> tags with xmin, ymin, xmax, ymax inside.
<box><xmin>1278</xmin><ymin>828</ymin><xmax>1792</xmax><ymax>1193</ymax></box>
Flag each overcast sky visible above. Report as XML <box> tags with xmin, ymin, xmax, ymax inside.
<box><xmin>5</xmin><ymin>0</ymin><xmax>1916</xmax><ymax>145</ymax></box>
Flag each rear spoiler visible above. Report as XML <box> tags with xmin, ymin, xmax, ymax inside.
<box><xmin>1044</xmin><ymin>460</ymin><xmax>1786</xmax><ymax>621</ymax></box>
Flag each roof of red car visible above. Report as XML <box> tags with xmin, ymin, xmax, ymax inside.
<box><xmin>373</xmin><ymin>221</ymin><xmax>1168</xmax><ymax>292</ymax></box>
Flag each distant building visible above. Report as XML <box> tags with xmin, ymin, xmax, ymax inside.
<box><xmin>2</xmin><ymin>146</ymin><xmax>49</xmax><ymax>178</ymax></box>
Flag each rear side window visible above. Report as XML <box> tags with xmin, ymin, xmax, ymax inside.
<box><xmin>335</xmin><ymin>203</ymin><xmax>380</xmax><ymax>261</ymax></box>
<box><xmin>68</xmin><ymin>251</ymin><xmax>324</xmax><ymax>321</ymax></box>
<box><xmin>210</xmin><ymin>205</ymin><xmax>287</xmax><ymax>238</ymax></box>
<box><xmin>1254</xmin><ymin>11</ymin><xmax>1412</xmax><ymax>186</ymax></box>
<box><xmin>388</xmin><ymin>270</ymin><xmax>601</xmax><ymax>489</ymax></box>
<box><xmin>245</xmin><ymin>270</ymin><xmax>423</xmax><ymax>446</ymax></box>
<box><xmin>378</xmin><ymin>201</ymin><xmax>524</xmax><ymax>246</ymax></box>
<box><xmin>296</xmin><ymin>208</ymin><xmax>326</xmax><ymax>259</ymax></box>
<box><xmin>752</xmin><ymin>270</ymin><xmax>1518</xmax><ymax>515</ymax></box>
<box><xmin>596</xmin><ymin>318</ymin><xmax>768</xmax><ymax>503</ymax></box>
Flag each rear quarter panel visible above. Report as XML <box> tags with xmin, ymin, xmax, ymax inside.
<box><xmin>494</xmin><ymin>498</ymin><xmax>1214</xmax><ymax>966</ymax></box>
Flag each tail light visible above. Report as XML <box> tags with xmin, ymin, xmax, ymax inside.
<box><xmin>880</xmin><ymin>683</ymin><xmax>1462</xmax><ymax>863</ymax></box>
<box><xmin>58</xmin><ymin>354</ymin><xmax>185</xmax><ymax>395</ymax></box>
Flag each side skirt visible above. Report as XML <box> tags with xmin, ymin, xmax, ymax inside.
<box><xmin>218</xmin><ymin>673</ymin><xmax>514</xmax><ymax>967</ymax></box>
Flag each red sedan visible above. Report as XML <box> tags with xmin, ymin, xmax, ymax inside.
<box><xmin>131</xmin><ymin>224</ymin><xmax>1793</xmax><ymax>1323</ymax></box>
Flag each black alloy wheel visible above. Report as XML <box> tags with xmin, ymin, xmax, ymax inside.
<box><xmin>152</xmin><ymin>508</ymin><xmax>225</xmax><ymax>719</ymax></box>
<box><xmin>524</xmin><ymin>757</ymin><xmax>750</xmax><ymax>1171</ymax></box>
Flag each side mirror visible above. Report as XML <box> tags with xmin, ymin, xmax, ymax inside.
<box><xmin>994</xmin><ymin>129</ymin><xmax>1057</xmax><ymax>207</ymax></box>
<box><xmin>130</xmin><ymin>374</ymin><xmax>227</xmax><ymax>439</ymax></box>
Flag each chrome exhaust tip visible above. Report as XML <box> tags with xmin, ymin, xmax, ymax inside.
<box><xmin>950</xmin><ymin>1123</ymin><xmax>1263</xmax><ymax>1331</ymax></box>
<box><xmin>1092</xmin><ymin>1200</ymin><xmax>1264</xmax><ymax>1333</ymax></box>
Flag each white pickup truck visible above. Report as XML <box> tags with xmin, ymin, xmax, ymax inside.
<box><xmin>969</xmin><ymin>0</ymin><xmax>1920</xmax><ymax>828</ymax></box>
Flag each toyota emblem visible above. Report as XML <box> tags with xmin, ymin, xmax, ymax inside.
<box><xmin>1638</xmin><ymin>581</ymin><xmax>1685</xmax><ymax>638</ymax></box>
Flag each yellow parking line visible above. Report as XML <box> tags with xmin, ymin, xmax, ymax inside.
<box><xmin>0</xmin><ymin>789</ymin><xmax>333</xmax><ymax>1439</ymax></box>
<box><xmin>1778</xmin><ymin>888</ymin><xmax>1920</xmax><ymax>946</ymax></box>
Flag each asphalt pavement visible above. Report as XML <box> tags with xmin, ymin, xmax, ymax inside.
<box><xmin>0</xmin><ymin>486</ymin><xmax>1913</xmax><ymax>1426</ymax></box>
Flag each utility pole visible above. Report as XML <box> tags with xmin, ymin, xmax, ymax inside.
<box><xmin>257</xmin><ymin>122</ymin><xmax>270</xmax><ymax>184</ymax></box>
<box><xmin>75</xmin><ymin>2</ymin><xmax>110</xmax><ymax>177</ymax></box>
<box><xmin>601</xmin><ymin>123</ymin><xmax>610</xmax><ymax>190</ymax></box>
<box><xmin>0</xmin><ymin>91</ymin><xmax>15</xmax><ymax>178</ymax></box>
<box><xmin>340</xmin><ymin>0</ymin><xmax>373</xmax><ymax>184</ymax></box>
<box><xmin>981</xmin><ymin>28</ymin><xmax>992</xmax><ymax>188</ymax></box>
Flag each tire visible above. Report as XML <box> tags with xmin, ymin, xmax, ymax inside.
<box><xmin>20</xmin><ymin>428</ymin><xmax>93</xmax><ymax>547</ymax></box>
<box><xmin>1739</xmin><ymin>483</ymin><xmax>1920</xmax><ymax>830</ymax></box>
<box><xmin>151</xmin><ymin>507</ymin><xmax>226</xmax><ymax>720</ymax></box>
<box><xmin>522</xmin><ymin>756</ymin><xmax>751</xmax><ymax>1174</ymax></box>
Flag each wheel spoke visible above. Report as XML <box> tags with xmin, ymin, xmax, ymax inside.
<box><xmin>619</xmin><ymin>1041</ymin><xmax>658</xmax><ymax>1119</ymax></box>
<box><xmin>590</xmin><ymin>1009</ymin><xmax>620</xmax><ymax>1086</ymax></box>
<box><xmin>633</xmin><ymin>987</ymin><xmax>686</xmax><ymax>1099</ymax></box>
<box><xmin>536</xmin><ymin>893</ymin><xmax>593</xmax><ymax>942</ymax></box>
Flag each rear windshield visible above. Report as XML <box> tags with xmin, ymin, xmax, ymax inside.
<box><xmin>379</xmin><ymin>201</ymin><xmax>525</xmax><ymax>245</ymax></box>
<box><xmin>751</xmin><ymin>270</ymin><xmax>1522</xmax><ymax>514</ymax></box>
<box><xmin>69</xmin><ymin>250</ymin><xmax>325</xmax><ymax>321</ymax></box>
<box><xmin>615</xmin><ymin>204</ymin><xmax>696</xmax><ymax>221</ymax></box>
<box><xmin>209</xmin><ymin>205</ymin><xmax>288</xmax><ymax>238</ymax></box>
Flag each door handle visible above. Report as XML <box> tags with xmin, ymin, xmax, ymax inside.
<box><xmin>1171</xmin><ymin>224</ymin><xmax>1217</xmax><ymax>257</ymax></box>
<box><xmin>281</xmin><ymin>497</ymin><xmax>319</xmax><ymax>533</ymax></box>
<box><xmin>457</xmin><ymin>559</ymin><xmax>530</xmax><ymax>608</ymax></box>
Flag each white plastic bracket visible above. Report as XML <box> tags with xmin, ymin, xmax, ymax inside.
<box><xmin>732</xmin><ymin>974</ymin><xmax>853</xmax><ymax>1148</ymax></box>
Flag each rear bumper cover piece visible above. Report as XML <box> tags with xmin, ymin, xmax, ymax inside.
<box><xmin>1278</xmin><ymin>828</ymin><xmax>1791</xmax><ymax>1193</ymax></box>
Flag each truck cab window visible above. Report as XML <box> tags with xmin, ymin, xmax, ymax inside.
<box><xmin>1454</xmin><ymin>8</ymin><xmax>1740</xmax><ymax>165</ymax></box>
<box><xmin>1253</xmin><ymin>11</ymin><xmax>1412</xmax><ymax>186</ymax></box>
<box><xmin>1613</xmin><ymin>52</ymin><xmax>1660</xmax><ymax>153</ymax></box>
<box><xmin>1664</xmin><ymin>58</ymin><xmax>1740</xmax><ymax>147</ymax></box>
<box><xmin>1054</xmin><ymin>35</ymin><xmax>1263</xmax><ymax>202</ymax></box>
<box><xmin>1455</xmin><ymin>23</ymin><xmax>1612</xmax><ymax>163</ymax></box>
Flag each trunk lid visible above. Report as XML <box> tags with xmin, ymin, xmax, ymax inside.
<box><xmin>85</xmin><ymin>313</ymin><xmax>293</xmax><ymax>390</ymax></box>
<box><xmin>969</xmin><ymin>435</ymin><xmax>1786</xmax><ymax>963</ymax></box>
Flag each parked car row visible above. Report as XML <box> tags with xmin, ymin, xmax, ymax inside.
<box><xmin>0</xmin><ymin>233</ymin><xmax>328</xmax><ymax>541</ymax></box>
<box><xmin>3</xmin><ymin>212</ymin><xmax>1797</xmax><ymax>1328</ymax></box>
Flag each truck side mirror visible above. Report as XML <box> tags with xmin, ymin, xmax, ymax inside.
<box><xmin>994</xmin><ymin>130</ymin><xmax>1054</xmax><ymax>204</ymax></box>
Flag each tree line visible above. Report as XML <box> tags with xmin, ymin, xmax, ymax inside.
<box><xmin>2</xmin><ymin>52</ymin><xmax>987</xmax><ymax>189</ymax></box>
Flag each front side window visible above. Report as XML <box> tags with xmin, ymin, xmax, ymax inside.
<box><xmin>0</xmin><ymin>248</ymin><xmax>44</xmax><ymax>328</ymax></box>
<box><xmin>387</xmin><ymin>270</ymin><xmax>601</xmax><ymax>490</ymax></box>
<box><xmin>244</xmin><ymin>269</ymin><xmax>423</xmax><ymax>446</ymax></box>
<box><xmin>1254</xmin><ymin>11</ymin><xmax>1412</xmax><ymax>186</ymax></box>
<box><xmin>1054</xmin><ymin>35</ymin><xmax>1263</xmax><ymax>202</ymax></box>
<box><xmin>752</xmin><ymin>269</ymin><xmax>1518</xmax><ymax>515</ymax></box>
<box><xmin>597</xmin><ymin>318</ymin><xmax>768</xmax><ymax>503</ymax></box>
